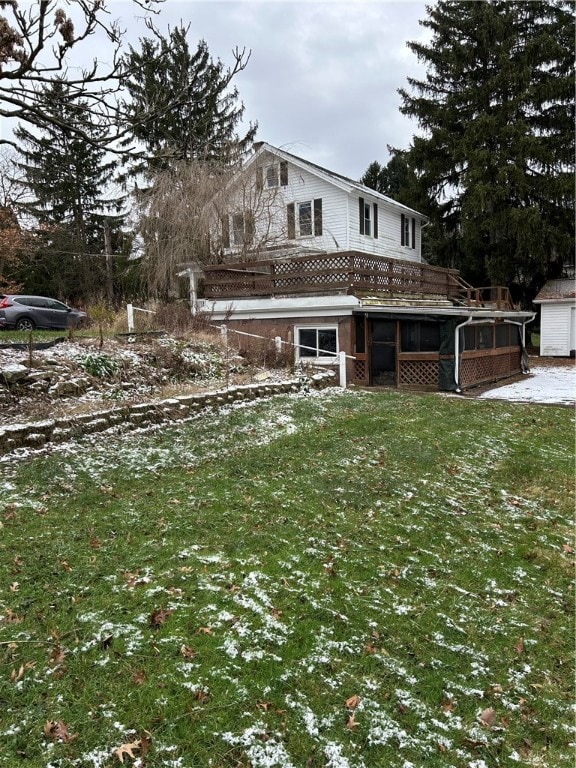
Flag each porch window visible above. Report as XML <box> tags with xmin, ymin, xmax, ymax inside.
<box><xmin>296</xmin><ymin>326</ymin><xmax>338</xmax><ymax>361</ymax></box>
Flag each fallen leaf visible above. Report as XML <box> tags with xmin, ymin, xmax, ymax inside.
<box><xmin>515</xmin><ymin>637</ymin><xmax>525</xmax><ymax>655</ymax></box>
<box><xmin>10</xmin><ymin>661</ymin><xmax>35</xmax><ymax>683</ymax></box>
<box><xmin>196</xmin><ymin>626</ymin><xmax>213</xmax><ymax>635</ymax></box>
<box><xmin>49</xmin><ymin>645</ymin><xmax>66</xmax><ymax>666</ymax></box>
<box><xmin>562</xmin><ymin>544</ymin><xmax>574</xmax><ymax>554</ymax></box>
<box><xmin>132</xmin><ymin>669</ymin><xmax>147</xmax><ymax>685</ymax></box>
<box><xmin>3</xmin><ymin>608</ymin><xmax>22</xmax><ymax>623</ymax></box>
<box><xmin>479</xmin><ymin>707</ymin><xmax>498</xmax><ymax>727</ymax></box>
<box><xmin>150</xmin><ymin>608</ymin><xmax>174</xmax><ymax>627</ymax></box>
<box><xmin>114</xmin><ymin>739</ymin><xmax>141</xmax><ymax>763</ymax></box>
<box><xmin>43</xmin><ymin>720</ymin><xmax>76</xmax><ymax>742</ymax></box>
<box><xmin>180</xmin><ymin>644</ymin><xmax>197</xmax><ymax>659</ymax></box>
<box><xmin>193</xmin><ymin>689</ymin><xmax>210</xmax><ymax>704</ymax></box>
<box><xmin>345</xmin><ymin>695</ymin><xmax>361</xmax><ymax>710</ymax></box>
<box><xmin>346</xmin><ymin>713</ymin><xmax>359</xmax><ymax>729</ymax></box>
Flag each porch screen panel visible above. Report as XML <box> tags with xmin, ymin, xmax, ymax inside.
<box><xmin>495</xmin><ymin>324</ymin><xmax>511</xmax><ymax>347</ymax></box>
<box><xmin>478</xmin><ymin>325</ymin><xmax>494</xmax><ymax>349</ymax></box>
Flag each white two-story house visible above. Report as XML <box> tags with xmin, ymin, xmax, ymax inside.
<box><xmin>217</xmin><ymin>141</ymin><xmax>426</xmax><ymax>263</ymax></box>
<box><xmin>192</xmin><ymin>142</ymin><xmax>534</xmax><ymax>391</ymax></box>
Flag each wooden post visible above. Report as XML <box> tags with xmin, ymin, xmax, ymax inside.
<box><xmin>103</xmin><ymin>220</ymin><xmax>114</xmax><ymax>306</ymax></box>
<box><xmin>339</xmin><ymin>351</ymin><xmax>347</xmax><ymax>388</ymax></box>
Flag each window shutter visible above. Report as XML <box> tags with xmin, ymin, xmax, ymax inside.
<box><xmin>280</xmin><ymin>161</ymin><xmax>288</xmax><ymax>186</ymax></box>
<box><xmin>411</xmin><ymin>217</ymin><xmax>416</xmax><ymax>249</ymax></box>
<box><xmin>401</xmin><ymin>213</ymin><xmax>405</xmax><ymax>246</ymax></box>
<box><xmin>314</xmin><ymin>198</ymin><xmax>323</xmax><ymax>236</ymax></box>
<box><xmin>221</xmin><ymin>216</ymin><xmax>230</xmax><ymax>249</ymax></box>
<box><xmin>373</xmin><ymin>203</ymin><xmax>378</xmax><ymax>239</ymax></box>
<box><xmin>256</xmin><ymin>166</ymin><xmax>263</xmax><ymax>191</ymax></box>
<box><xmin>287</xmin><ymin>203</ymin><xmax>295</xmax><ymax>239</ymax></box>
<box><xmin>245</xmin><ymin>211</ymin><xmax>255</xmax><ymax>244</ymax></box>
<box><xmin>359</xmin><ymin>197</ymin><xmax>365</xmax><ymax>235</ymax></box>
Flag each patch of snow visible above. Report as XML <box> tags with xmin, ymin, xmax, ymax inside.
<box><xmin>478</xmin><ymin>364</ymin><xmax>575</xmax><ymax>405</ymax></box>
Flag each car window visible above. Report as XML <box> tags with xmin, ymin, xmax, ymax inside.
<box><xmin>46</xmin><ymin>299</ymin><xmax>68</xmax><ymax>311</ymax></box>
<box><xmin>15</xmin><ymin>296</ymin><xmax>49</xmax><ymax>308</ymax></box>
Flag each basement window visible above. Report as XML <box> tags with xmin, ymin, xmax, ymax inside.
<box><xmin>296</xmin><ymin>326</ymin><xmax>338</xmax><ymax>362</ymax></box>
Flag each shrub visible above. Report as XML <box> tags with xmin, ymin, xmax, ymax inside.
<box><xmin>79</xmin><ymin>353</ymin><xmax>121</xmax><ymax>379</ymax></box>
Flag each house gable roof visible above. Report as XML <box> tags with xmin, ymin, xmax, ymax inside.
<box><xmin>245</xmin><ymin>142</ymin><xmax>428</xmax><ymax>220</ymax></box>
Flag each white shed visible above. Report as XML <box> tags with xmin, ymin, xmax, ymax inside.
<box><xmin>533</xmin><ymin>279</ymin><xmax>576</xmax><ymax>357</ymax></box>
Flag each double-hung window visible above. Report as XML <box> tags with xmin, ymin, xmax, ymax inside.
<box><xmin>287</xmin><ymin>199</ymin><xmax>323</xmax><ymax>238</ymax></box>
<box><xmin>359</xmin><ymin>197</ymin><xmax>378</xmax><ymax>238</ymax></box>
<box><xmin>296</xmin><ymin>325</ymin><xmax>338</xmax><ymax>362</ymax></box>
<box><xmin>401</xmin><ymin>213</ymin><xmax>416</xmax><ymax>249</ymax></box>
<box><xmin>230</xmin><ymin>212</ymin><xmax>255</xmax><ymax>247</ymax></box>
<box><xmin>232</xmin><ymin>213</ymin><xmax>246</xmax><ymax>246</ymax></box>
<box><xmin>298</xmin><ymin>201</ymin><xmax>312</xmax><ymax>236</ymax></box>
<box><xmin>257</xmin><ymin>160</ymin><xmax>289</xmax><ymax>190</ymax></box>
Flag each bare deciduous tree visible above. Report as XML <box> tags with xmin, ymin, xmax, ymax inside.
<box><xmin>137</xmin><ymin>155</ymin><xmax>289</xmax><ymax>296</ymax></box>
<box><xmin>0</xmin><ymin>0</ymin><xmax>162</xmax><ymax>151</ymax></box>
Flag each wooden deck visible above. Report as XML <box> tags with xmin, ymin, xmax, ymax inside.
<box><xmin>203</xmin><ymin>251</ymin><xmax>514</xmax><ymax>309</ymax></box>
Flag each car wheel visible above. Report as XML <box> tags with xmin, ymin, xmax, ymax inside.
<box><xmin>15</xmin><ymin>317</ymin><xmax>36</xmax><ymax>331</ymax></box>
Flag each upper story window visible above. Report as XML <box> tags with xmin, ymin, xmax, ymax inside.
<box><xmin>401</xmin><ymin>213</ymin><xmax>416</xmax><ymax>249</ymax></box>
<box><xmin>287</xmin><ymin>199</ymin><xmax>323</xmax><ymax>238</ymax></box>
<box><xmin>257</xmin><ymin>160</ymin><xmax>289</xmax><ymax>190</ymax></box>
<box><xmin>232</xmin><ymin>213</ymin><xmax>246</xmax><ymax>245</ymax></box>
<box><xmin>358</xmin><ymin>196</ymin><xmax>378</xmax><ymax>238</ymax></box>
<box><xmin>266</xmin><ymin>164</ymin><xmax>278</xmax><ymax>188</ymax></box>
<box><xmin>298</xmin><ymin>201</ymin><xmax>312</xmax><ymax>236</ymax></box>
<box><xmin>222</xmin><ymin>211</ymin><xmax>254</xmax><ymax>248</ymax></box>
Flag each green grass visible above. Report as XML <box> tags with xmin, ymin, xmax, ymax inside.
<box><xmin>0</xmin><ymin>390</ymin><xmax>573</xmax><ymax>768</ymax></box>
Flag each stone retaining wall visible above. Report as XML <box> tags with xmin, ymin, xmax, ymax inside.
<box><xmin>0</xmin><ymin>372</ymin><xmax>335</xmax><ymax>457</ymax></box>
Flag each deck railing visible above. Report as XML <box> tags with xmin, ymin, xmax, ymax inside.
<box><xmin>204</xmin><ymin>251</ymin><xmax>462</xmax><ymax>299</ymax></box>
<box><xmin>202</xmin><ymin>251</ymin><xmax>514</xmax><ymax>309</ymax></box>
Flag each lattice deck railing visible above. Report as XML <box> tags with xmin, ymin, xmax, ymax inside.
<box><xmin>204</xmin><ymin>251</ymin><xmax>461</xmax><ymax>300</ymax></box>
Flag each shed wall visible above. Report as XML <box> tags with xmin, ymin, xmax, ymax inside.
<box><xmin>540</xmin><ymin>303</ymin><xmax>574</xmax><ymax>356</ymax></box>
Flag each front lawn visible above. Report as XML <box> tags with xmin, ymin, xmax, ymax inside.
<box><xmin>0</xmin><ymin>389</ymin><xmax>573</xmax><ymax>767</ymax></box>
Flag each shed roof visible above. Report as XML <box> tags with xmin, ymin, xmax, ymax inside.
<box><xmin>533</xmin><ymin>279</ymin><xmax>576</xmax><ymax>302</ymax></box>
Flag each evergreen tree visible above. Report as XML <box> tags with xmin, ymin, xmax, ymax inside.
<box><xmin>122</xmin><ymin>25</ymin><xmax>257</xmax><ymax>175</ymax></box>
<box><xmin>399</xmin><ymin>1</ymin><xmax>575</xmax><ymax>306</ymax></box>
<box><xmin>14</xmin><ymin>80</ymin><xmax>125</xmax><ymax>302</ymax></box>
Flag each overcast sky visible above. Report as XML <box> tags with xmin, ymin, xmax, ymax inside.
<box><xmin>1</xmin><ymin>1</ymin><xmax>431</xmax><ymax>180</ymax></box>
<box><xmin>112</xmin><ymin>0</ymin><xmax>431</xmax><ymax>179</ymax></box>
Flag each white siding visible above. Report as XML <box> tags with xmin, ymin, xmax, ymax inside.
<box><xmin>221</xmin><ymin>151</ymin><xmax>424</xmax><ymax>262</ymax></box>
<box><xmin>540</xmin><ymin>303</ymin><xmax>573</xmax><ymax>356</ymax></box>
<box><xmin>347</xmin><ymin>194</ymin><xmax>423</xmax><ymax>262</ymax></box>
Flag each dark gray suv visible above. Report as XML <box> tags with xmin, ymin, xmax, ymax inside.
<box><xmin>0</xmin><ymin>295</ymin><xmax>87</xmax><ymax>331</ymax></box>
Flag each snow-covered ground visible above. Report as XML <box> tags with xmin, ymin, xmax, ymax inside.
<box><xmin>478</xmin><ymin>362</ymin><xmax>575</xmax><ymax>406</ymax></box>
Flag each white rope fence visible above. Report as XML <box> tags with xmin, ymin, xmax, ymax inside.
<box><xmin>211</xmin><ymin>323</ymin><xmax>354</xmax><ymax>388</ymax></box>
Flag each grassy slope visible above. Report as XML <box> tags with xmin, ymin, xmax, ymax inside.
<box><xmin>0</xmin><ymin>389</ymin><xmax>573</xmax><ymax>768</ymax></box>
